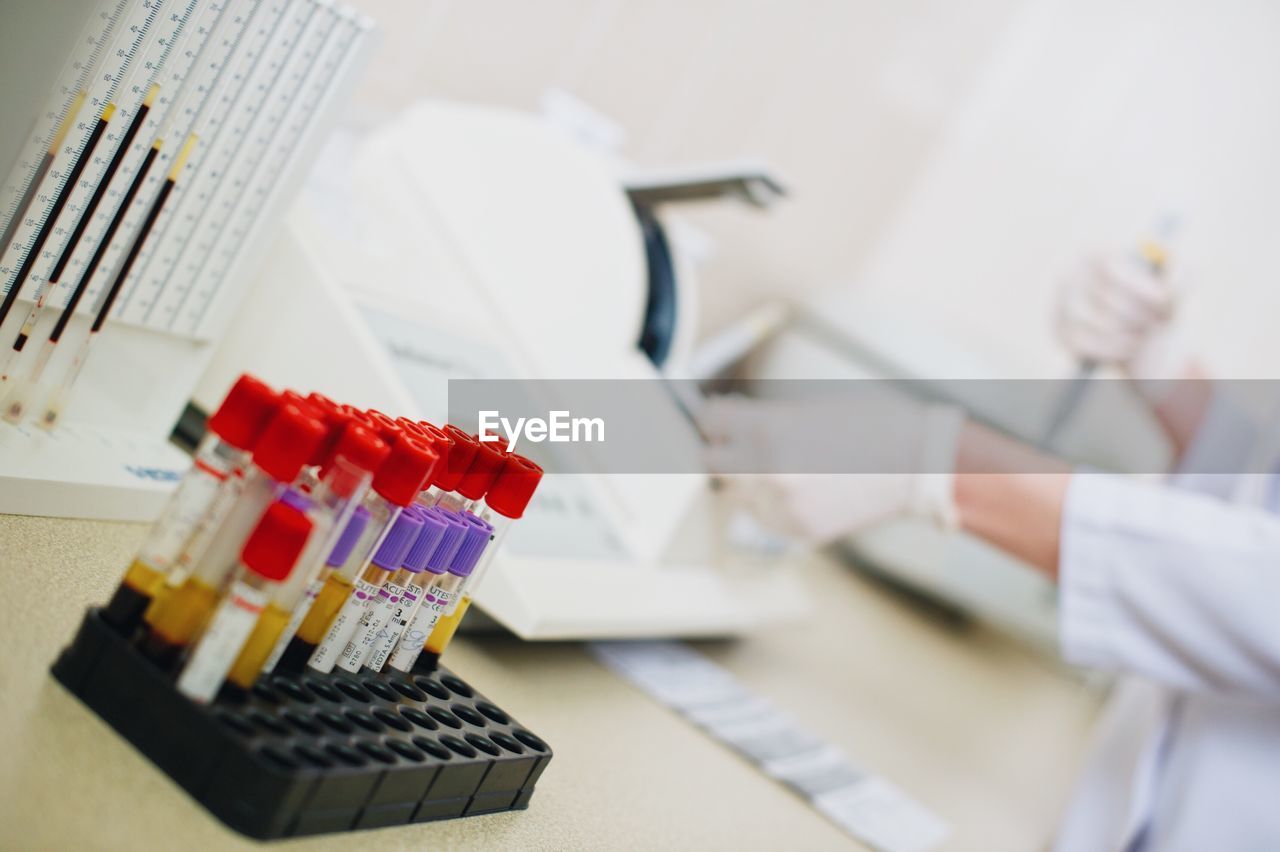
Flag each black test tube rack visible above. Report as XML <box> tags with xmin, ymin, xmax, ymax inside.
<box><xmin>52</xmin><ymin>610</ymin><xmax>553</xmax><ymax>839</ymax></box>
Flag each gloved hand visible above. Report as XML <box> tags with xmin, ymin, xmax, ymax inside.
<box><xmin>1055</xmin><ymin>250</ymin><xmax>1190</xmax><ymax>385</ymax></box>
<box><xmin>700</xmin><ymin>393</ymin><xmax>964</xmax><ymax>545</ymax></box>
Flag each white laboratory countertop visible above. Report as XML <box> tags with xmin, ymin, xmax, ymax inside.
<box><xmin>0</xmin><ymin>513</ymin><xmax>1100</xmax><ymax>850</ymax></box>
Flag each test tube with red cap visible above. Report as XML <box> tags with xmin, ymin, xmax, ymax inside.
<box><xmin>139</xmin><ymin>403</ymin><xmax>326</xmax><ymax>668</ymax></box>
<box><xmin>436</xmin><ymin>433</ymin><xmax>505</xmax><ymax>512</ymax></box>
<box><xmin>313</xmin><ymin>506</ymin><xmax>425</xmax><ymax>673</ymax></box>
<box><xmin>262</xmin><ymin>506</ymin><xmax>370</xmax><ymax>674</ymax></box>
<box><xmin>386</xmin><ymin>510</ymin><xmax>491</xmax><ymax>674</ymax></box>
<box><xmin>365</xmin><ymin>409</ymin><xmax>403</xmax><ymax>444</ymax></box>
<box><xmin>420</xmin><ymin>454</ymin><xmax>543</xmax><ymax>666</ymax></box>
<box><xmin>175</xmin><ymin>500</ymin><xmax>314</xmax><ymax>703</ymax></box>
<box><xmin>221</xmin><ymin>423</ymin><xmax>390</xmax><ymax>690</ymax></box>
<box><xmin>291</xmin><ymin>393</ymin><xmax>348</xmax><ymax>490</ymax></box>
<box><xmin>102</xmin><ymin>375</ymin><xmax>278</xmax><ymax>633</ymax></box>
<box><xmin>404</xmin><ymin>421</ymin><xmax>452</xmax><ymax>492</ymax></box>
<box><xmin>286</xmin><ymin>434</ymin><xmax>438</xmax><ymax>672</ymax></box>
<box><xmin>156</xmin><ymin>394</ymin><xmax>324</xmax><ymax>597</ymax></box>
<box><xmin>414</xmin><ymin>424</ymin><xmax>465</xmax><ymax>507</ymax></box>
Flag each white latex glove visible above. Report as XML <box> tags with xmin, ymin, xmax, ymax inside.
<box><xmin>1055</xmin><ymin>250</ymin><xmax>1190</xmax><ymax>384</ymax></box>
<box><xmin>700</xmin><ymin>394</ymin><xmax>964</xmax><ymax>545</ymax></box>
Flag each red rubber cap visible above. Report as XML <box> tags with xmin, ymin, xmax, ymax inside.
<box><xmin>280</xmin><ymin>390</ymin><xmax>324</xmax><ymax>420</ymax></box>
<box><xmin>479</xmin><ymin>431</ymin><xmax>510</xmax><ymax>454</ymax></box>
<box><xmin>206</xmin><ymin>374</ymin><xmax>278</xmax><ymax>450</ymax></box>
<box><xmin>415</xmin><ymin>422</ymin><xmax>452</xmax><ymax>485</ymax></box>
<box><xmin>456</xmin><ymin>436</ymin><xmax>506</xmax><ymax>500</ymax></box>
<box><xmin>417</xmin><ymin>422</ymin><xmax>450</xmax><ymax>444</ymax></box>
<box><xmin>321</xmin><ymin>423</ymin><xmax>390</xmax><ymax>497</ymax></box>
<box><xmin>307</xmin><ymin>391</ymin><xmax>340</xmax><ymax>414</ymax></box>
<box><xmin>486</xmin><ymin>454</ymin><xmax>544</xmax><ymax>519</ymax></box>
<box><xmin>436</xmin><ymin>425</ymin><xmax>478</xmax><ymax>491</ymax></box>
<box><xmin>365</xmin><ymin>409</ymin><xmax>402</xmax><ymax>444</ymax></box>
<box><xmin>310</xmin><ymin>405</ymin><xmax>356</xmax><ymax>467</ymax></box>
<box><xmin>395</xmin><ymin>417</ymin><xmax>429</xmax><ymax>439</ymax></box>
<box><xmin>252</xmin><ymin>403</ymin><xmax>327</xmax><ymax>484</ymax></box>
<box><xmin>371</xmin><ymin>435</ymin><xmax>439</xmax><ymax>507</ymax></box>
<box><xmin>340</xmin><ymin>404</ymin><xmax>376</xmax><ymax>429</ymax></box>
<box><xmin>241</xmin><ymin>500</ymin><xmax>313</xmax><ymax>582</ymax></box>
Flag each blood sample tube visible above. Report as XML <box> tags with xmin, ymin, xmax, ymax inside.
<box><xmin>175</xmin><ymin>500</ymin><xmax>313</xmax><ymax>703</ymax></box>
<box><xmin>365</xmin><ymin>409</ymin><xmax>402</xmax><ymax>444</ymax></box>
<box><xmin>420</xmin><ymin>455</ymin><xmax>543</xmax><ymax>667</ymax></box>
<box><xmin>381</xmin><ymin>508</ymin><xmax>466</xmax><ymax>672</ymax></box>
<box><xmin>101</xmin><ymin>375</ymin><xmax>277</xmax><ymax>633</ymax></box>
<box><xmin>358</xmin><ymin>507</ymin><xmax>456</xmax><ymax>673</ymax></box>
<box><xmin>438</xmin><ymin>433</ymin><xmax>505</xmax><ymax>512</ymax></box>
<box><xmin>139</xmin><ymin>404</ymin><xmax>326</xmax><ymax>668</ymax></box>
<box><xmin>418</xmin><ymin>425</ymin><xmax>478</xmax><ymax>508</ymax></box>
<box><xmin>263</xmin><ymin>506</ymin><xmax>369</xmax><ymax>674</ymax></box>
<box><xmin>314</xmin><ymin>506</ymin><xmax>424</xmax><ymax>673</ymax></box>
<box><xmin>222</xmin><ymin>424</ymin><xmax>389</xmax><ymax>689</ymax></box>
<box><xmin>281</xmin><ymin>434</ymin><xmax>437</xmax><ymax>670</ymax></box>
<box><xmin>387</xmin><ymin>510</ymin><xmax>490</xmax><ymax>674</ymax></box>
<box><xmin>341</xmin><ymin>506</ymin><xmax>450</xmax><ymax>673</ymax></box>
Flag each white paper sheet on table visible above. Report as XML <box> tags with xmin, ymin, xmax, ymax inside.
<box><xmin>589</xmin><ymin>641</ymin><xmax>949</xmax><ymax>852</ymax></box>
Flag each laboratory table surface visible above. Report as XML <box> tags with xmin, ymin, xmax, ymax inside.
<box><xmin>0</xmin><ymin>513</ymin><xmax>1100</xmax><ymax>851</ymax></box>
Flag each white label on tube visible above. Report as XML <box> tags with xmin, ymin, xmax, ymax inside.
<box><xmin>173</xmin><ymin>473</ymin><xmax>250</xmax><ymax>579</ymax></box>
<box><xmin>138</xmin><ymin>464</ymin><xmax>226</xmax><ymax>571</ymax></box>
<box><xmin>366</xmin><ymin>580</ymin><xmax>425</xmax><ymax>672</ymax></box>
<box><xmin>439</xmin><ymin>581</ymin><xmax>466</xmax><ymax>615</ymax></box>
<box><xmin>387</xmin><ymin>579</ymin><xmax>455</xmax><ymax>671</ymax></box>
<box><xmin>260</xmin><ymin>576</ymin><xmax>325</xmax><ymax>675</ymax></box>
<box><xmin>176</xmin><ymin>580</ymin><xmax>268</xmax><ymax>703</ymax></box>
<box><xmin>337</xmin><ymin>581</ymin><xmax>404</xmax><ymax>672</ymax></box>
<box><xmin>308</xmin><ymin>577</ymin><xmax>379</xmax><ymax>673</ymax></box>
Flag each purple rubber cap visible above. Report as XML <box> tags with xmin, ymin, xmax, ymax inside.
<box><xmin>449</xmin><ymin>512</ymin><xmax>493</xmax><ymax>578</ymax></box>
<box><xmin>424</xmin><ymin>508</ymin><xmax>468</xmax><ymax>574</ymax></box>
<box><xmin>402</xmin><ymin>505</ymin><xmax>450</xmax><ymax>572</ymax></box>
<box><xmin>326</xmin><ymin>505</ymin><xmax>370</xmax><ymax>567</ymax></box>
<box><xmin>279</xmin><ymin>489</ymin><xmax>312</xmax><ymax>512</ymax></box>
<box><xmin>371</xmin><ymin>507</ymin><xmax>425</xmax><ymax>570</ymax></box>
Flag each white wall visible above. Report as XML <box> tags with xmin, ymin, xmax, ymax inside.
<box><xmin>337</xmin><ymin>0</ymin><xmax>1280</xmax><ymax>378</ymax></box>
<box><xmin>342</xmin><ymin>0</ymin><xmax>1022</xmax><ymax>337</ymax></box>
<box><xmin>807</xmin><ymin>0</ymin><xmax>1280</xmax><ymax>380</ymax></box>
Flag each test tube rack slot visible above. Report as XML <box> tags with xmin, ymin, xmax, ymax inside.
<box><xmin>51</xmin><ymin>610</ymin><xmax>553</xmax><ymax>840</ymax></box>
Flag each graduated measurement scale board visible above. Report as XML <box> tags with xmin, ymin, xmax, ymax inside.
<box><xmin>590</xmin><ymin>641</ymin><xmax>949</xmax><ymax>852</ymax></box>
<box><xmin>0</xmin><ymin>0</ymin><xmax>372</xmax><ymax>518</ymax></box>
<box><xmin>0</xmin><ymin>0</ymin><xmax>372</xmax><ymax>354</ymax></box>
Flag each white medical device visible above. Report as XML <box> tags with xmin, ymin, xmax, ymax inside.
<box><xmin>196</xmin><ymin>101</ymin><xmax>807</xmax><ymax>640</ymax></box>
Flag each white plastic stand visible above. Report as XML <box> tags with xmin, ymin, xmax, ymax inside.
<box><xmin>0</xmin><ymin>418</ymin><xmax>190</xmax><ymax>521</ymax></box>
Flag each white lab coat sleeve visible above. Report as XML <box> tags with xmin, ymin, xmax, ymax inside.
<box><xmin>1059</xmin><ymin>472</ymin><xmax>1280</xmax><ymax>699</ymax></box>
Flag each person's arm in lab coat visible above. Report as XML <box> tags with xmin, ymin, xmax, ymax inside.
<box><xmin>955</xmin><ymin>423</ymin><xmax>1280</xmax><ymax>700</ymax></box>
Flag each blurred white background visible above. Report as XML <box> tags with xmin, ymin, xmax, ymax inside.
<box><xmin>343</xmin><ymin>0</ymin><xmax>1280</xmax><ymax>381</ymax></box>
<box><xmin>341</xmin><ymin>0</ymin><xmax>1021</xmax><ymax>339</ymax></box>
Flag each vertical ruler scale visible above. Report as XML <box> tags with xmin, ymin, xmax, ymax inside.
<box><xmin>180</xmin><ymin>8</ymin><xmax>369</xmax><ymax>337</ymax></box>
<box><xmin>42</xmin><ymin>0</ymin><xmax>228</xmax><ymax>333</ymax></box>
<box><xmin>0</xmin><ymin>1</ymin><xmax>231</xmax><ymax>421</ymax></box>
<box><xmin>0</xmin><ymin>0</ymin><xmax>129</xmax><ymax>257</ymax></box>
<box><xmin>16</xmin><ymin>0</ymin><xmax>200</xmax><ymax>324</ymax></box>
<box><xmin>0</xmin><ymin>0</ymin><xmax>375</xmax><ymax>521</ymax></box>
<box><xmin>139</xmin><ymin>0</ymin><xmax>322</xmax><ymax>328</ymax></box>
<box><xmin>118</xmin><ymin>0</ymin><xmax>283</xmax><ymax>321</ymax></box>
<box><xmin>162</xmin><ymin>0</ymin><xmax>339</xmax><ymax>332</ymax></box>
<box><xmin>0</xmin><ymin>0</ymin><xmax>169</xmax><ymax>341</ymax></box>
<box><xmin>0</xmin><ymin>0</ymin><xmax>215</xmax><ymax>397</ymax></box>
